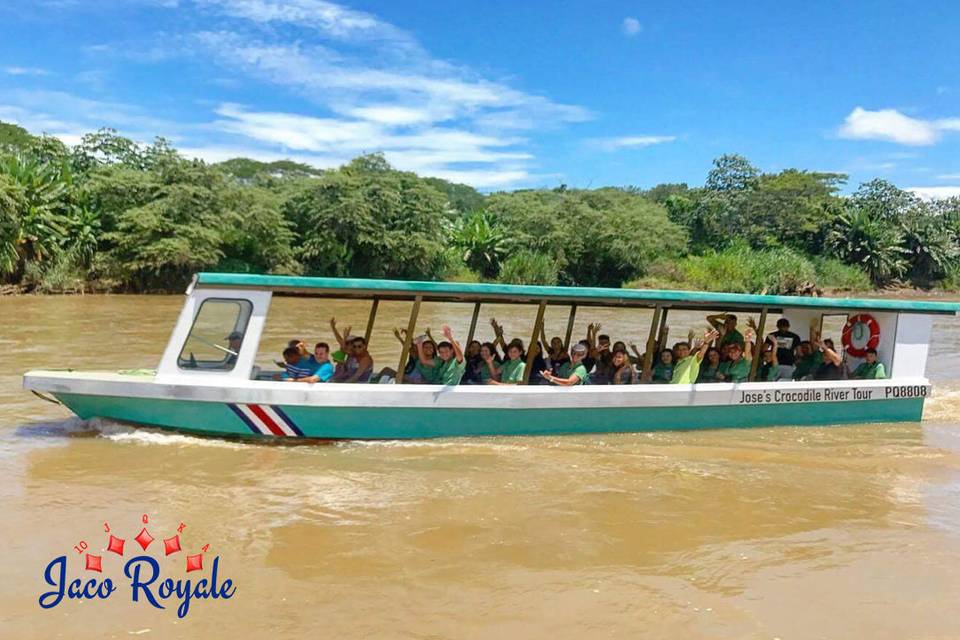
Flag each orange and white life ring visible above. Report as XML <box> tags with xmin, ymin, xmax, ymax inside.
<box><xmin>841</xmin><ymin>313</ymin><xmax>880</xmax><ymax>358</ymax></box>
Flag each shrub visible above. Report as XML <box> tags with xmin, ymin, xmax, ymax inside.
<box><xmin>812</xmin><ymin>258</ymin><xmax>871</xmax><ymax>291</ymax></box>
<box><xmin>498</xmin><ymin>251</ymin><xmax>559</xmax><ymax>286</ymax></box>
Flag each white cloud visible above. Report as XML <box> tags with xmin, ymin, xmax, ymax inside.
<box><xmin>908</xmin><ymin>186</ymin><xmax>960</xmax><ymax>200</ymax></box>
<box><xmin>194</xmin><ymin>0</ymin><xmax>412</xmax><ymax>45</ymax></box>
<box><xmin>209</xmin><ymin>103</ymin><xmax>533</xmax><ymax>186</ymax></box>
<box><xmin>936</xmin><ymin>173</ymin><xmax>960</xmax><ymax>180</ymax></box>
<box><xmin>622</xmin><ymin>17</ymin><xmax>642</xmax><ymax>36</ymax></box>
<box><xmin>591</xmin><ymin>135</ymin><xmax>676</xmax><ymax>151</ymax></box>
<box><xmin>838</xmin><ymin>107</ymin><xmax>960</xmax><ymax>146</ymax></box>
<box><xmin>3</xmin><ymin>66</ymin><xmax>51</xmax><ymax>76</ymax></box>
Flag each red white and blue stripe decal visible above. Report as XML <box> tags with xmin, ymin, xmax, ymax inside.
<box><xmin>228</xmin><ymin>403</ymin><xmax>304</xmax><ymax>437</ymax></box>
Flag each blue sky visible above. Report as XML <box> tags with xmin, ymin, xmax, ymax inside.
<box><xmin>1</xmin><ymin>0</ymin><xmax>959</xmax><ymax>195</ymax></box>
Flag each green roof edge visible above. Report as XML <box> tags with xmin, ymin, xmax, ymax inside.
<box><xmin>195</xmin><ymin>273</ymin><xmax>960</xmax><ymax>315</ymax></box>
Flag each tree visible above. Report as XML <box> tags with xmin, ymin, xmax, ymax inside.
<box><xmin>218</xmin><ymin>186</ymin><xmax>297</xmax><ymax>275</ymax></box>
<box><xmin>285</xmin><ymin>154</ymin><xmax>451</xmax><ymax>280</ymax></box>
<box><xmin>450</xmin><ymin>210</ymin><xmax>506</xmax><ymax>278</ymax></box>
<box><xmin>100</xmin><ymin>159</ymin><xmax>231</xmax><ymax>290</ymax></box>
<box><xmin>487</xmin><ymin>188</ymin><xmax>687</xmax><ymax>286</ymax></box>
<box><xmin>827</xmin><ymin>208</ymin><xmax>908</xmax><ymax>286</ymax></box>
<box><xmin>705</xmin><ymin>154</ymin><xmax>759</xmax><ymax>192</ymax></box>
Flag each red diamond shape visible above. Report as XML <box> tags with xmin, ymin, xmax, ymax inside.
<box><xmin>186</xmin><ymin>553</ymin><xmax>203</xmax><ymax>572</ymax></box>
<box><xmin>85</xmin><ymin>553</ymin><xmax>102</xmax><ymax>572</ymax></box>
<box><xmin>163</xmin><ymin>535</ymin><xmax>182</xmax><ymax>556</ymax></box>
<box><xmin>107</xmin><ymin>534</ymin><xmax>125</xmax><ymax>556</ymax></box>
<box><xmin>134</xmin><ymin>528</ymin><xmax>154</xmax><ymax>551</ymax></box>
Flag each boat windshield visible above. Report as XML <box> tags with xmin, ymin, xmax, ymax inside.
<box><xmin>177</xmin><ymin>298</ymin><xmax>253</xmax><ymax>371</ymax></box>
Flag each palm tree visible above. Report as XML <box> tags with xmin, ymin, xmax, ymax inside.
<box><xmin>827</xmin><ymin>208</ymin><xmax>908</xmax><ymax>286</ymax></box>
<box><xmin>451</xmin><ymin>210</ymin><xmax>507</xmax><ymax>279</ymax></box>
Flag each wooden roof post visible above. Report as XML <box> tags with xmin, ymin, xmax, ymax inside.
<box><xmin>749</xmin><ymin>306</ymin><xmax>768</xmax><ymax>381</ymax></box>
<box><xmin>640</xmin><ymin>305</ymin><xmax>662</xmax><ymax>383</ymax></box>
<box><xmin>395</xmin><ymin>296</ymin><xmax>421</xmax><ymax>384</ymax></box>
<box><xmin>563</xmin><ymin>303</ymin><xmax>578</xmax><ymax>350</ymax></box>
<box><xmin>523</xmin><ymin>300</ymin><xmax>547</xmax><ymax>384</ymax></box>
<box><xmin>363</xmin><ymin>297</ymin><xmax>379</xmax><ymax>344</ymax></box>
<box><xmin>466</xmin><ymin>301</ymin><xmax>481</xmax><ymax>345</ymax></box>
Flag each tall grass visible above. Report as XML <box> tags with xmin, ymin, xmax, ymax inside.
<box><xmin>629</xmin><ymin>246</ymin><xmax>872</xmax><ymax>294</ymax></box>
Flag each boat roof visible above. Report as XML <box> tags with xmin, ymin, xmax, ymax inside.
<box><xmin>194</xmin><ymin>273</ymin><xmax>960</xmax><ymax>315</ymax></box>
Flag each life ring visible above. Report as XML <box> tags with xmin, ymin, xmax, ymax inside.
<box><xmin>841</xmin><ymin>313</ymin><xmax>880</xmax><ymax>358</ymax></box>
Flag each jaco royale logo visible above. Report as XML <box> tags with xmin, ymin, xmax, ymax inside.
<box><xmin>38</xmin><ymin>514</ymin><xmax>236</xmax><ymax>618</ymax></box>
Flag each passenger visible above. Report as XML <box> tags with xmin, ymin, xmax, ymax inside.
<box><xmin>478</xmin><ymin>342</ymin><xmax>500</xmax><ymax>384</ymax></box>
<box><xmin>489</xmin><ymin>342</ymin><xmax>526</xmax><ymax>385</ymax></box>
<box><xmin>530</xmin><ymin>342</ymin><xmax>550</xmax><ymax>384</ymax></box>
<box><xmin>612</xmin><ymin>341</ymin><xmax>637</xmax><ymax>365</ymax></box>
<box><xmin>610</xmin><ymin>348</ymin><xmax>637</xmax><ymax>385</ymax></box>
<box><xmin>299</xmin><ymin>342</ymin><xmax>335</xmax><ymax>383</ymax></box>
<box><xmin>696</xmin><ymin>347</ymin><xmax>722</xmax><ymax>383</ymax></box>
<box><xmin>812</xmin><ymin>337</ymin><xmax>843</xmax><ymax>380</ymax></box>
<box><xmin>542</xmin><ymin>343</ymin><xmax>589</xmax><ymax>386</ymax></box>
<box><xmin>274</xmin><ymin>346</ymin><xmax>306</xmax><ymax>381</ymax></box>
<box><xmin>337</xmin><ymin>337</ymin><xmax>373</xmax><ymax>383</ymax></box>
<box><xmin>754</xmin><ymin>337</ymin><xmax>779</xmax><ymax>382</ymax></box>
<box><xmin>767</xmin><ymin>318</ymin><xmax>801</xmax><ymax>380</ymax></box>
<box><xmin>592</xmin><ymin>333</ymin><xmax>615</xmax><ymax>384</ymax></box>
<box><xmin>671</xmin><ymin>329</ymin><xmax>719</xmax><ymax>384</ymax></box>
<box><xmin>716</xmin><ymin>342</ymin><xmax>749</xmax><ymax>382</ymax></box>
<box><xmin>707</xmin><ymin>313</ymin><xmax>745</xmax><ymax>349</ymax></box>
<box><xmin>461</xmin><ymin>340</ymin><xmax>484</xmax><ymax>384</ymax></box>
<box><xmin>791</xmin><ymin>341</ymin><xmax>823</xmax><ymax>381</ymax></box>
<box><xmin>435</xmin><ymin>325</ymin><xmax>466</xmax><ymax>385</ymax></box>
<box><xmin>652</xmin><ymin>349</ymin><xmax>674</xmax><ymax>383</ymax></box>
<box><xmin>545</xmin><ymin>335</ymin><xmax>569</xmax><ymax>373</ymax></box>
<box><xmin>377</xmin><ymin>327</ymin><xmax>421</xmax><ymax>382</ymax></box>
<box><xmin>579</xmin><ymin>338</ymin><xmax>597</xmax><ymax>374</ymax></box>
<box><xmin>414</xmin><ymin>337</ymin><xmax>442</xmax><ymax>384</ymax></box>
<box><xmin>851</xmin><ymin>348</ymin><xmax>886</xmax><ymax>379</ymax></box>
<box><xmin>328</xmin><ymin>318</ymin><xmax>353</xmax><ymax>362</ymax></box>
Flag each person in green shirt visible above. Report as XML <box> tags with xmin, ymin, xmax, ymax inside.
<box><xmin>476</xmin><ymin>343</ymin><xmax>500</xmax><ymax>384</ymax></box>
<box><xmin>791</xmin><ymin>341</ymin><xmax>823</xmax><ymax>381</ymax></box>
<box><xmin>490</xmin><ymin>343</ymin><xmax>526</xmax><ymax>385</ymax></box>
<box><xmin>707</xmin><ymin>313</ymin><xmax>745</xmax><ymax>349</ymax></box>
<box><xmin>542</xmin><ymin>343</ymin><xmax>589</xmax><ymax>386</ymax></box>
<box><xmin>851</xmin><ymin>348</ymin><xmax>886</xmax><ymax>379</ymax></box>
<box><xmin>413</xmin><ymin>337</ymin><xmax>442</xmax><ymax>384</ymax></box>
<box><xmin>652</xmin><ymin>349</ymin><xmax>674</xmax><ymax>383</ymax></box>
<box><xmin>671</xmin><ymin>329</ymin><xmax>720</xmax><ymax>384</ymax></box>
<box><xmin>697</xmin><ymin>347</ymin><xmax>722</xmax><ymax>383</ymax></box>
<box><xmin>434</xmin><ymin>325</ymin><xmax>466</xmax><ymax>385</ymax></box>
<box><xmin>752</xmin><ymin>336</ymin><xmax>780</xmax><ymax>382</ymax></box>
<box><xmin>717</xmin><ymin>342</ymin><xmax>750</xmax><ymax>382</ymax></box>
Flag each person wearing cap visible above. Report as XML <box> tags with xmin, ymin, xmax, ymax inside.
<box><xmin>224</xmin><ymin>331</ymin><xmax>243</xmax><ymax>365</ymax></box>
<box><xmin>767</xmin><ymin>318</ymin><xmax>801</xmax><ymax>379</ymax></box>
<box><xmin>850</xmin><ymin>348</ymin><xmax>886</xmax><ymax>379</ymax></box>
<box><xmin>542</xmin><ymin>343</ymin><xmax>589</xmax><ymax>386</ymax></box>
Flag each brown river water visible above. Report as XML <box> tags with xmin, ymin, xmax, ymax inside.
<box><xmin>3</xmin><ymin>294</ymin><xmax>960</xmax><ymax>639</ymax></box>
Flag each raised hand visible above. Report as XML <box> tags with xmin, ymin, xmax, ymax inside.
<box><xmin>442</xmin><ymin>324</ymin><xmax>454</xmax><ymax>340</ymax></box>
<box><xmin>329</xmin><ymin>317</ymin><xmax>337</xmax><ymax>329</ymax></box>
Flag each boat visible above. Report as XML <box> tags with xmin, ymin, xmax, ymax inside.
<box><xmin>22</xmin><ymin>273</ymin><xmax>960</xmax><ymax>439</ymax></box>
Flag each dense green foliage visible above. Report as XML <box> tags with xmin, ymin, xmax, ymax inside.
<box><xmin>2</xmin><ymin>123</ymin><xmax>959</xmax><ymax>294</ymax></box>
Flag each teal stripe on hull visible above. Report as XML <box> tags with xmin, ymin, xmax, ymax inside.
<box><xmin>54</xmin><ymin>393</ymin><xmax>926</xmax><ymax>440</ymax></box>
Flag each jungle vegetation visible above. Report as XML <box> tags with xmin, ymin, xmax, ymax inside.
<box><xmin>2</xmin><ymin>120</ymin><xmax>959</xmax><ymax>295</ymax></box>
